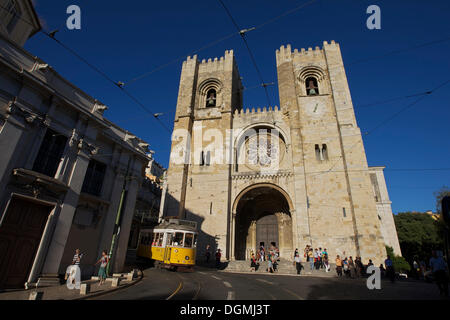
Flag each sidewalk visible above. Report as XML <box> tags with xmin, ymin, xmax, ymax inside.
<box><xmin>0</xmin><ymin>271</ymin><xmax>142</xmax><ymax>300</ymax></box>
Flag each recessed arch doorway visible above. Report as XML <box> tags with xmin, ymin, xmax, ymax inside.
<box><xmin>233</xmin><ymin>185</ymin><xmax>293</xmax><ymax>260</ymax></box>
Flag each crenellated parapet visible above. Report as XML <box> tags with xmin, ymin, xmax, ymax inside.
<box><xmin>276</xmin><ymin>41</ymin><xmax>340</xmax><ymax>66</ymax></box>
<box><xmin>198</xmin><ymin>50</ymin><xmax>234</xmax><ymax>73</ymax></box>
<box><xmin>233</xmin><ymin>105</ymin><xmax>282</xmax><ymax>117</ymax></box>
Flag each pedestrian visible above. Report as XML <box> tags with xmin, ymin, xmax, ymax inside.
<box><xmin>323</xmin><ymin>254</ymin><xmax>330</xmax><ymax>272</ymax></box>
<box><xmin>343</xmin><ymin>257</ymin><xmax>349</xmax><ymax>277</ymax></box>
<box><xmin>267</xmin><ymin>251</ymin><xmax>274</xmax><ymax>273</ymax></box>
<box><xmin>95</xmin><ymin>250</ymin><xmax>109</xmax><ymax>285</ymax></box>
<box><xmin>336</xmin><ymin>255</ymin><xmax>343</xmax><ymax>277</ymax></box>
<box><xmin>355</xmin><ymin>257</ymin><xmax>363</xmax><ymax>278</ymax></box>
<box><xmin>256</xmin><ymin>250</ymin><xmax>261</xmax><ymax>262</ymax></box>
<box><xmin>72</xmin><ymin>248</ymin><xmax>83</xmax><ymax>266</ymax></box>
<box><xmin>66</xmin><ymin>249</ymin><xmax>83</xmax><ymax>290</ymax></box>
<box><xmin>215</xmin><ymin>249</ymin><xmax>221</xmax><ymax>268</ymax></box>
<box><xmin>294</xmin><ymin>248</ymin><xmax>299</xmax><ymax>259</ymax></box>
<box><xmin>250</xmin><ymin>253</ymin><xmax>258</xmax><ymax>272</ymax></box>
<box><xmin>385</xmin><ymin>255</ymin><xmax>395</xmax><ymax>282</ymax></box>
<box><xmin>318</xmin><ymin>247</ymin><xmax>323</xmax><ymax>269</ymax></box>
<box><xmin>429</xmin><ymin>250</ymin><xmax>449</xmax><ymax>296</ymax></box>
<box><xmin>419</xmin><ymin>260</ymin><xmax>426</xmax><ymax>279</ymax></box>
<box><xmin>413</xmin><ymin>258</ymin><xmax>419</xmax><ymax>280</ymax></box>
<box><xmin>294</xmin><ymin>252</ymin><xmax>303</xmax><ymax>275</ymax></box>
<box><xmin>348</xmin><ymin>256</ymin><xmax>356</xmax><ymax>278</ymax></box>
<box><xmin>205</xmin><ymin>245</ymin><xmax>211</xmax><ymax>263</ymax></box>
<box><xmin>259</xmin><ymin>245</ymin><xmax>265</xmax><ymax>262</ymax></box>
<box><xmin>314</xmin><ymin>248</ymin><xmax>319</xmax><ymax>270</ymax></box>
<box><xmin>308</xmin><ymin>249</ymin><xmax>314</xmax><ymax>271</ymax></box>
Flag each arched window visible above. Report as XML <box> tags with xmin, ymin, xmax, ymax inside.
<box><xmin>206</xmin><ymin>89</ymin><xmax>217</xmax><ymax>107</ymax></box>
<box><xmin>305</xmin><ymin>77</ymin><xmax>319</xmax><ymax>96</ymax></box>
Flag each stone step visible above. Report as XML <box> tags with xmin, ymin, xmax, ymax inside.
<box><xmin>222</xmin><ymin>260</ymin><xmax>337</xmax><ymax>276</ymax></box>
<box><xmin>36</xmin><ymin>275</ymin><xmax>61</xmax><ymax>288</ymax></box>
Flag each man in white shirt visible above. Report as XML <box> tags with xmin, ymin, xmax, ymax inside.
<box><xmin>294</xmin><ymin>253</ymin><xmax>303</xmax><ymax>275</ymax></box>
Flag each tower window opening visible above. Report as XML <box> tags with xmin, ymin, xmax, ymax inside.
<box><xmin>322</xmin><ymin>144</ymin><xmax>328</xmax><ymax>161</ymax></box>
<box><xmin>315</xmin><ymin>144</ymin><xmax>329</xmax><ymax>161</ymax></box>
<box><xmin>206</xmin><ymin>89</ymin><xmax>217</xmax><ymax>107</ymax></box>
<box><xmin>200</xmin><ymin>151</ymin><xmax>205</xmax><ymax>166</ymax></box>
<box><xmin>315</xmin><ymin>144</ymin><xmax>321</xmax><ymax>161</ymax></box>
<box><xmin>306</xmin><ymin>77</ymin><xmax>319</xmax><ymax>96</ymax></box>
<box><xmin>206</xmin><ymin>151</ymin><xmax>211</xmax><ymax>166</ymax></box>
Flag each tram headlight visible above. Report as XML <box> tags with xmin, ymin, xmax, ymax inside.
<box><xmin>185</xmin><ymin>256</ymin><xmax>189</xmax><ymax>260</ymax></box>
<box><xmin>174</xmin><ymin>249</ymin><xmax>178</xmax><ymax>253</ymax></box>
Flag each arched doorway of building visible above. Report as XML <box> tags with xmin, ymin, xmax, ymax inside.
<box><xmin>234</xmin><ymin>186</ymin><xmax>293</xmax><ymax>261</ymax></box>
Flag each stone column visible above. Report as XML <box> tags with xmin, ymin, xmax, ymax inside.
<box><xmin>41</xmin><ymin>149</ymin><xmax>90</xmax><ymax>275</ymax></box>
<box><xmin>230</xmin><ymin>212</ymin><xmax>236</xmax><ymax>260</ymax></box>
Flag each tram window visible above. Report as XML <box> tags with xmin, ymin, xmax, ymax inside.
<box><xmin>184</xmin><ymin>233</ymin><xmax>194</xmax><ymax>248</ymax></box>
<box><xmin>166</xmin><ymin>233</ymin><xmax>172</xmax><ymax>247</ymax></box>
<box><xmin>157</xmin><ymin>233</ymin><xmax>164</xmax><ymax>247</ymax></box>
<box><xmin>173</xmin><ymin>232</ymin><xmax>184</xmax><ymax>247</ymax></box>
<box><xmin>193</xmin><ymin>234</ymin><xmax>197</xmax><ymax>247</ymax></box>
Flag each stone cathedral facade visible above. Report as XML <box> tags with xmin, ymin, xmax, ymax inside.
<box><xmin>161</xmin><ymin>41</ymin><xmax>401</xmax><ymax>264</ymax></box>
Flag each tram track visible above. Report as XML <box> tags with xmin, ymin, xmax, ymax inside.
<box><xmin>166</xmin><ymin>272</ymin><xmax>202</xmax><ymax>300</ymax></box>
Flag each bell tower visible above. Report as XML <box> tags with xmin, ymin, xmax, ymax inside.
<box><xmin>164</xmin><ymin>50</ymin><xmax>242</xmax><ymax>255</ymax></box>
<box><xmin>276</xmin><ymin>41</ymin><xmax>387</xmax><ymax>263</ymax></box>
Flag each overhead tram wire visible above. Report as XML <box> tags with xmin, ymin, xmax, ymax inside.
<box><xmin>309</xmin><ymin>78</ymin><xmax>450</xmax><ymax>179</ymax></box>
<box><xmin>3</xmin><ymin>5</ymin><xmax>448</xmax><ymax>135</ymax></box>
<box><xmin>347</xmin><ymin>35</ymin><xmax>450</xmax><ymax>66</ymax></box>
<box><xmin>124</xmin><ymin>0</ymin><xmax>319</xmax><ymax>87</ymax></box>
<box><xmin>0</xmin><ymin>4</ymin><xmax>173</xmax><ymax>134</ymax></box>
<box><xmin>216</xmin><ymin>0</ymin><xmax>273</xmax><ymax>107</ymax></box>
<box><xmin>125</xmin><ymin>32</ymin><xmax>238</xmax><ymax>85</ymax></box>
<box><xmin>356</xmin><ymin>90</ymin><xmax>433</xmax><ymax>108</ymax></box>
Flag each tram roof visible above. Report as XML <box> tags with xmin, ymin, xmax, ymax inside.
<box><xmin>154</xmin><ymin>218</ymin><xmax>198</xmax><ymax>232</ymax></box>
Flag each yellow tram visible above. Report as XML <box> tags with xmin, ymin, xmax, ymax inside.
<box><xmin>137</xmin><ymin>218</ymin><xmax>198</xmax><ymax>271</ymax></box>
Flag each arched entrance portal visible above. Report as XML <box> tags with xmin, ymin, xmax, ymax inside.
<box><xmin>234</xmin><ymin>186</ymin><xmax>293</xmax><ymax>260</ymax></box>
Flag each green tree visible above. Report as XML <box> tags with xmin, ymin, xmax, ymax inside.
<box><xmin>386</xmin><ymin>246</ymin><xmax>410</xmax><ymax>273</ymax></box>
<box><xmin>394</xmin><ymin>212</ymin><xmax>443</xmax><ymax>264</ymax></box>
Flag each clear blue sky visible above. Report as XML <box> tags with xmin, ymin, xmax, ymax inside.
<box><xmin>25</xmin><ymin>0</ymin><xmax>450</xmax><ymax>213</ymax></box>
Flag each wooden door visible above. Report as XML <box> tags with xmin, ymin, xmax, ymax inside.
<box><xmin>0</xmin><ymin>198</ymin><xmax>52</xmax><ymax>289</ymax></box>
<box><xmin>256</xmin><ymin>214</ymin><xmax>278</xmax><ymax>253</ymax></box>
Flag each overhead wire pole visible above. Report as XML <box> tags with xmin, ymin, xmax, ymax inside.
<box><xmin>106</xmin><ymin>156</ymin><xmax>132</xmax><ymax>276</ymax></box>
